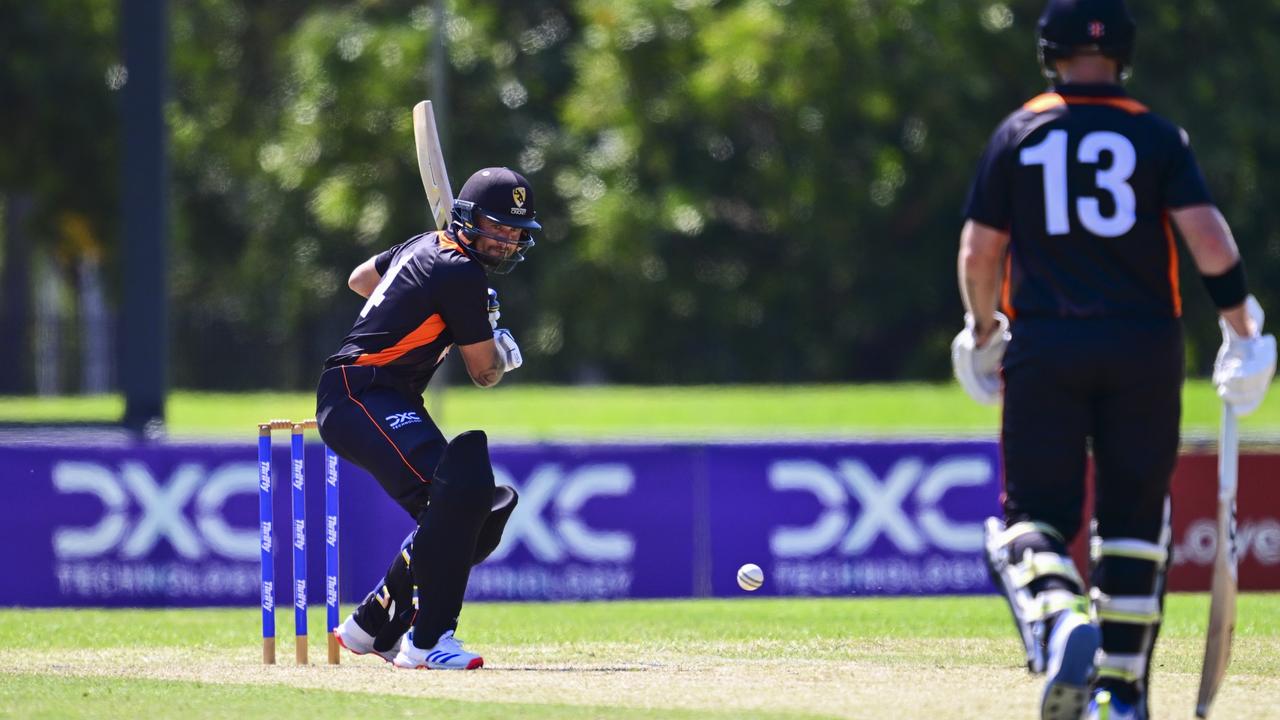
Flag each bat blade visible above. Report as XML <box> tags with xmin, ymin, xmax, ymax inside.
<box><xmin>412</xmin><ymin>100</ymin><xmax>454</xmax><ymax>231</ymax></box>
<box><xmin>1196</xmin><ymin>403</ymin><xmax>1239</xmax><ymax>718</ymax></box>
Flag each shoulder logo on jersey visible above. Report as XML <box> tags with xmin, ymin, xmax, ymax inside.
<box><xmin>386</xmin><ymin>412</ymin><xmax>422</xmax><ymax>430</ymax></box>
<box><xmin>511</xmin><ymin>187</ymin><xmax>528</xmax><ymax>215</ymax></box>
<box><xmin>1088</xmin><ymin>21</ymin><xmax>1105</xmax><ymax>39</ymax></box>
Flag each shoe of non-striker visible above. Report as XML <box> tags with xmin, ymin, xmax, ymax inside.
<box><xmin>1085</xmin><ymin>688</ymin><xmax>1144</xmax><ymax>720</ymax></box>
<box><xmin>1040</xmin><ymin>610</ymin><xmax>1101</xmax><ymax>720</ymax></box>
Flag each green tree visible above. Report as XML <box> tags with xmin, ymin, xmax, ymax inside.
<box><xmin>168</xmin><ymin>0</ymin><xmax>577</xmax><ymax>388</ymax></box>
<box><xmin>552</xmin><ymin>0</ymin><xmax>1029</xmax><ymax>381</ymax></box>
<box><xmin>11</xmin><ymin>0</ymin><xmax>1280</xmax><ymax>391</ymax></box>
<box><xmin>551</xmin><ymin>0</ymin><xmax>1279</xmax><ymax>382</ymax></box>
<box><xmin>0</xmin><ymin>0</ymin><xmax>119</xmax><ymax>393</ymax></box>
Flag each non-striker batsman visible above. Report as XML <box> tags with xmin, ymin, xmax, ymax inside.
<box><xmin>951</xmin><ymin>1</ymin><xmax>1276</xmax><ymax>718</ymax></box>
<box><xmin>315</xmin><ymin>167</ymin><xmax>539</xmax><ymax>669</ymax></box>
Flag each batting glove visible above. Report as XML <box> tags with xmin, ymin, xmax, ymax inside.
<box><xmin>494</xmin><ymin>328</ymin><xmax>522</xmax><ymax>372</ymax></box>
<box><xmin>951</xmin><ymin>312</ymin><xmax>1010</xmax><ymax>405</ymax></box>
<box><xmin>1214</xmin><ymin>295</ymin><xmax>1276</xmax><ymax>416</ymax></box>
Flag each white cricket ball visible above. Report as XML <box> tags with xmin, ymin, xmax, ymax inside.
<box><xmin>736</xmin><ymin>563</ymin><xmax>764</xmax><ymax>591</ymax></box>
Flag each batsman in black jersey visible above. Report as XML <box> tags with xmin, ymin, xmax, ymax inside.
<box><xmin>951</xmin><ymin>2</ymin><xmax>1275</xmax><ymax>719</ymax></box>
<box><xmin>317</xmin><ymin>167</ymin><xmax>539</xmax><ymax>670</ymax></box>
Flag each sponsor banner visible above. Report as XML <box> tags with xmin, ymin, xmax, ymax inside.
<box><xmin>1064</xmin><ymin>453</ymin><xmax>1280</xmax><ymax>592</ymax></box>
<box><xmin>2</xmin><ymin>442</ymin><xmax>406</xmax><ymax>608</ymax></box>
<box><xmin>1166</xmin><ymin>454</ymin><xmax>1280</xmax><ymax>591</ymax></box>
<box><xmin>4</xmin><ymin>440</ymin><xmax>1278</xmax><ymax>606</ymax></box>
<box><xmin>2</xmin><ymin>441</ymin><xmax>699</xmax><ymax>606</ymax></box>
<box><xmin>470</xmin><ymin>444</ymin><xmax>697</xmax><ymax>600</ymax></box>
<box><xmin>700</xmin><ymin>442</ymin><xmax>1001</xmax><ymax>597</ymax></box>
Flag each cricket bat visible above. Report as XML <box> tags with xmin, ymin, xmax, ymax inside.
<box><xmin>1195</xmin><ymin>402</ymin><xmax>1239</xmax><ymax>718</ymax></box>
<box><xmin>412</xmin><ymin>100</ymin><xmax>454</xmax><ymax>230</ymax></box>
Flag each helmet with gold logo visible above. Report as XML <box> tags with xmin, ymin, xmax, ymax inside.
<box><xmin>450</xmin><ymin>167</ymin><xmax>540</xmax><ymax>274</ymax></box>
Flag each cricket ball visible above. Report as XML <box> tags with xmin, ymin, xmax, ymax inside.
<box><xmin>736</xmin><ymin>563</ymin><xmax>764</xmax><ymax>591</ymax></box>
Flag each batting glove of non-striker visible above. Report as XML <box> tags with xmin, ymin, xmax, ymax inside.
<box><xmin>1214</xmin><ymin>295</ymin><xmax>1276</xmax><ymax>416</ymax></box>
<box><xmin>951</xmin><ymin>311</ymin><xmax>1010</xmax><ymax>405</ymax></box>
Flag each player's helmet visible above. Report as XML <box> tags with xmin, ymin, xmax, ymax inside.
<box><xmin>450</xmin><ymin>167</ymin><xmax>540</xmax><ymax>274</ymax></box>
<box><xmin>1037</xmin><ymin>0</ymin><xmax>1136</xmax><ymax>80</ymax></box>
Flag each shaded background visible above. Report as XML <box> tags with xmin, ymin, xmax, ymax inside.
<box><xmin>3</xmin><ymin>0</ymin><xmax>1277</xmax><ymax>397</ymax></box>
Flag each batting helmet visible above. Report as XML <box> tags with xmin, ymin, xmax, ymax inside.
<box><xmin>450</xmin><ymin>167</ymin><xmax>540</xmax><ymax>274</ymax></box>
<box><xmin>1037</xmin><ymin>0</ymin><xmax>1136</xmax><ymax>79</ymax></box>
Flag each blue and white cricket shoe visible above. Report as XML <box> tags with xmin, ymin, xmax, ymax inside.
<box><xmin>1085</xmin><ymin>689</ymin><xmax>1144</xmax><ymax>720</ymax></box>
<box><xmin>1040</xmin><ymin>611</ymin><xmax>1101</xmax><ymax>720</ymax></box>
<box><xmin>393</xmin><ymin>629</ymin><xmax>484</xmax><ymax>670</ymax></box>
<box><xmin>333</xmin><ymin>613</ymin><xmax>398</xmax><ymax>663</ymax></box>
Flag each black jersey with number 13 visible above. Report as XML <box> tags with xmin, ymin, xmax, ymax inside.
<box><xmin>964</xmin><ymin>83</ymin><xmax>1214</xmax><ymax>320</ymax></box>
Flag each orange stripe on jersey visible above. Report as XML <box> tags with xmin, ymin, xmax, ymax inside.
<box><xmin>1022</xmin><ymin>93</ymin><xmax>1066</xmax><ymax>113</ymax></box>
<box><xmin>1061</xmin><ymin>95</ymin><xmax>1149</xmax><ymax>115</ymax></box>
<box><xmin>1000</xmin><ymin>251</ymin><xmax>1016</xmax><ymax>321</ymax></box>
<box><xmin>438</xmin><ymin>232</ymin><xmax>463</xmax><ymax>254</ymax></box>
<box><xmin>1021</xmin><ymin>93</ymin><xmax>1149</xmax><ymax>115</ymax></box>
<box><xmin>355</xmin><ymin>313</ymin><xmax>446</xmax><ymax>367</ymax></box>
<box><xmin>1163</xmin><ymin>213</ymin><xmax>1182</xmax><ymax>317</ymax></box>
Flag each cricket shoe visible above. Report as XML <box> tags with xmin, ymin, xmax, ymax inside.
<box><xmin>1085</xmin><ymin>689</ymin><xmax>1144</xmax><ymax>720</ymax></box>
<box><xmin>1040</xmin><ymin>610</ymin><xmax>1100</xmax><ymax>720</ymax></box>
<box><xmin>393</xmin><ymin>629</ymin><xmax>484</xmax><ymax>670</ymax></box>
<box><xmin>333</xmin><ymin>614</ymin><xmax>398</xmax><ymax>663</ymax></box>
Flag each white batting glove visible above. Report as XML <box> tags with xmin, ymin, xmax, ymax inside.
<box><xmin>494</xmin><ymin>328</ymin><xmax>522</xmax><ymax>372</ymax></box>
<box><xmin>951</xmin><ymin>312</ymin><xmax>1011</xmax><ymax>405</ymax></box>
<box><xmin>1214</xmin><ymin>295</ymin><xmax>1276</xmax><ymax>416</ymax></box>
<box><xmin>487</xmin><ymin>288</ymin><xmax>501</xmax><ymax>332</ymax></box>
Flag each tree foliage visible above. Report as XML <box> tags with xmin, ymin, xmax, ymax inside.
<box><xmin>4</xmin><ymin>0</ymin><xmax>1278</xmax><ymax>389</ymax></box>
<box><xmin>167</xmin><ymin>0</ymin><xmax>577</xmax><ymax>388</ymax></box>
<box><xmin>1</xmin><ymin>0</ymin><xmax>119</xmax><ymax>268</ymax></box>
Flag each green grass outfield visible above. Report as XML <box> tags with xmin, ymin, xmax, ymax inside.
<box><xmin>1</xmin><ymin>595</ymin><xmax>1277</xmax><ymax>719</ymax></box>
<box><xmin>1</xmin><ymin>381</ymin><xmax>1278</xmax><ymax>441</ymax></box>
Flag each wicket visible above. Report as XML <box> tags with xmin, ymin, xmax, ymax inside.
<box><xmin>257</xmin><ymin>419</ymin><xmax>340</xmax><ymax>665</ymax></box>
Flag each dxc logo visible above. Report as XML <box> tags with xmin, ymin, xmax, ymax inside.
<box><xmin>488</xmin><ymin>463</ymin><xmax>635</xmax><ymax>563</ymax></box>
<box><xmin>386</xmin><ymin>412</ymin><xmax>421</xmax><ymax>430</ymax></box>
<box><xmin>52</xmin><ymin>461</ymin><xmax>259</xmax><ymax>561</ymax></box>
<box><xmin>768</xmin><ymin>456</ymin><xmax>992</xmax><ymax>558</ymax></box>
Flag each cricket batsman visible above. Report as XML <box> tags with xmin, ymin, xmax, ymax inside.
<box><xmin>315</xmin><ymin>167</ymin><xmax>539</xmax><ymax>669</ymax></box>
<box><xmin>950</xmin><ymin>1</ymin><xmax>1276</xmax><ymax>717</ymax></box>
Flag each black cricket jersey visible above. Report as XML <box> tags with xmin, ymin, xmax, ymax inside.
<box><xmin>326</xmin><ymin>232</ymin><xmax>491</xmax><ymax>396</ymax></box>
<box><xmin>964</xmin><ymin>83</ymin><xmax>1214</xmax><ymax>320</ymax></box>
